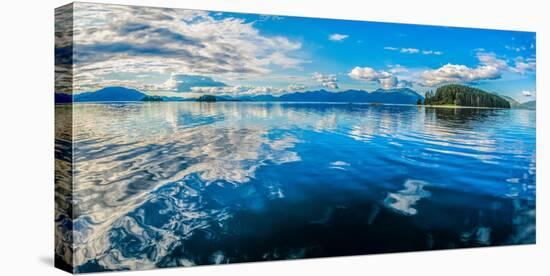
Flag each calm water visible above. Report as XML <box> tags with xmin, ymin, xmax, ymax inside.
<box><xmin>55</xmin><ymin>102</ymin><xmax>536</xmax><ymax>272</ymax></box>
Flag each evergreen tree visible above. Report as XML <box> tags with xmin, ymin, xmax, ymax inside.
<box><xmin>423</xmin><ymin>84</ymin><xmax>510</xmax><ymax>108</ymax></box>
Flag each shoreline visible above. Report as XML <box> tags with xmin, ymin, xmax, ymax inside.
<box><xmin>421</xmin><ymin>104</ymin><xmax>511</xmax><ymax>109</ymax></box>
<box><xmin>57</xmin><ymin>101</ymin><xmax>523</xmax><ymax>110</ymax></box>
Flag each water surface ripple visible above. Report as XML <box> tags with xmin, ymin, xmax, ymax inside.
<box><xmin>56</xmin><ymin>102</ymin><xmax>535</xmax><ymax>272</ymax></box>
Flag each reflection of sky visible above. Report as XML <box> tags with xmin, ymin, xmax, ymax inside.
<box><xmin>384</xmin><ymin>179</ymin><xmax>431</xmax><ymax>216</ymax></box>
<box><xmin>67</xmin><ymin>103</ymin><xmax>536</xmax><ymax>271</ymax></box>
<box><xmin>72</xmin><ymin>103</ymin><xmax>304</xmax><ymax>267</ymax></box>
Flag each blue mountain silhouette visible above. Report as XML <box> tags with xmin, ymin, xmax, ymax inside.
<box><xmin>74</xmin><ymin>87</ymin><xmax>146</xmax><ymax>102</ymax></box>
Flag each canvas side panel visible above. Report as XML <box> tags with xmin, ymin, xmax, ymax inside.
<box><xmin>55</xmin><ymin>3</ymin><xmax>74</xmax><ymax>274</ymax></box>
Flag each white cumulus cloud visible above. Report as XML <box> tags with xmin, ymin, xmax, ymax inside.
<box><xmin>384</xmin><ymin>46</ymin><xmax>442</xmax><ymax>55</ymax></box>
<box><xmin>191</xmin><ymin>85</ymin><xmax>281</xmax><ymax>96</ymax></box>
<box><xmin>420</xmin><ymin>52</ymin><xmax>536</xmax><ymax>87</ymax></box>
<box><xmin>348</xmin><ymin>67</ymin><xmax>411</xmax><ymax>90</ymax></box>
<box><xmin>69</xmin><ymin>3</ymin><xmax>304</xmax><ymax>92</ymax></box>
<box><xmin>329</xmin><ymin>33</ymin><xmax>349</xmax><ymax>41</ymax></box>
<box><xmin>521</xmin><ymin>90</ymin><xmax>533</xmax><ymax>97</ymax></box>
<box><xmin>400</xmin><ymin>48</ymin><xmax>420</xmax><ymax>54</ymax></box>
<box><xmin>512</xmin><ymin>57</ymin><xmax>536</xmax><ymax>74</ymax></box>
<box><xmin>419</xmin><ymin>64</ymin><xmax>500</xmax><ymax>87</ymax></box>
<box><xmin>189</xmin><ymin>83</ymin><xmax>308</xmax><ymax>96</ymax></box>
<box><xmin>312</xmin><ymin>72</ymin><xmax>339</xmax><ymax>89</ymax></box>
<box><xmin>422</xmin><ymin>50</ymin><xmax>443</xmax><ymax>55</ymax></box>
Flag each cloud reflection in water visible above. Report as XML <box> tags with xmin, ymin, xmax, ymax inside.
<box><xmin>56</xmin><ymin>102</ymin><xmax>536</xmax><ymax>272</ymax></box>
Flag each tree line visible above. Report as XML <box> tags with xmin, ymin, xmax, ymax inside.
<box><xmin>423</xmin><ymin>84</ymin><xmax>510</xmax><ymax>108</ymax></box>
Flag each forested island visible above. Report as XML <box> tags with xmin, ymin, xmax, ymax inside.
<box><xmin>141</xmin><ymin>95</ymin><xmax>164</xmax><ymax>101</ymax></box>
<box><xmin>61</xmin><ymin>85</ymin><xmax>535</xmax><ymax>109</ymax></box>
<box><xmin>423</xmin><ymin>84</ymin><xmax>510</xmax><ymax>108</ymax></box>
<box><xmin>196</xmin><ymin>95</ymin><xmax>217</xmax><ymax>102</ymax></box>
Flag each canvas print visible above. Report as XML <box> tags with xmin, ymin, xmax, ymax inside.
<box><xmin>55</xmin><ymin>2</ymin><xmax>536</xmax><ymax>273</ymax></box>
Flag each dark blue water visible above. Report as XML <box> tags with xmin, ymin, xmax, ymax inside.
<box><xmin>56</xmin><ymin>102</ymin><xmax>535</xmax><ymax>272</ymax></box>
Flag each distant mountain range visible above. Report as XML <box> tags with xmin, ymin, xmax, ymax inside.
<box><xmin>516</xmin><ymin>100</ymin><xmax>536</xmax><ymax>110</ymax></box>
<box><xmin>73</xmin><ymin>87</ymin><xmax>147</xmax><ymax>102</ymax></box>
<box><xmin>56</xmin><ymin>87</ymin><xmax>192</xmax><ymax>103</ymax></box>
<box><xmin>239</xmin><ymin>88</ymin><xmax>423</xmax><ymax>104</ymax></box>
<box><xmin>58</xmin><ymin>86</ymin><xmax>424</xmax><ymax>105</ymax></box>
<box><xmin>502</xmin><ymin>96</ymin><xmax>536</xmax><ymax>110</ymax></box>
<box><xmin>55</xmin><ymin>86</ymin><xmax>534</xmax><ymax>109</ymax></box>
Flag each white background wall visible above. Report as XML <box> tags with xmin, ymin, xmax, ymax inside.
<box><xmin>0</xmin><ymin>0</ymin><xmax>548</xmax><ymax>275</ymax></box>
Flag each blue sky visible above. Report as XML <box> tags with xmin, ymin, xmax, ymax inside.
<box><xmin>66</xmin><ymin>3</ymin><xmax>536</xmax><ymax>102</ymax></box>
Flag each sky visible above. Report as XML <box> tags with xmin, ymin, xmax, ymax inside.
<box><xmin>61</xmin><ymin>2</ymin><xmax>536</xmax><ymax>102</ymax></box>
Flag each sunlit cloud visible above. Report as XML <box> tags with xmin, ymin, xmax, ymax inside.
<box><xmin>154</xmin><ymin>74</ymin><xmax>227</xmax><ymax>93</ymax></box>
<box><xmin>312</xmin><ymin>72</ymin><xmax>339</xmax><ymax>89</ymax></box>
<box><xmin>521</xmin><ymin>90</ymin><xmax>533</xmax><ymax>97</ymax></box>
<box><xmin>384</xmin><ymin>46</ymin><xmax>443</xmax><ymax>55</ymax></box>
<box><xmin>422</xmin><ymin>50</ymin><xmax>443</xmax><ymax>55</ymax></box>
<box><xmin>328</xmin><ymin>33</ymin><xmax>349</xmax><ymax>41</ymax></box>
<box><xmin>71</xmin><ymin>3</ymin><xmax>303</xmax><ymax>92</ymax></box>
<box><xmin>401</xmin><ymin>48</ymin><xmax>420</xmax><ymax>54</ymax></box>
<box><xmin>56</xmin><ymin>3</ymin><xmax>536</xmax><ymax>100</ymax></box>
<box><xmin>189</xmin><ymin>83</ymin><xmax>308</xmax><ymax>96</ymax></box>
<box><xmin>348</xmin><ymin>66</ymin><xmax>412</xmax><ymax>89</ymax></box>
<box><xmin>419</xmin><ymin>52</ymin><xmax>536</xmax><ymax>87</ymax></box>
<box><xmin>419</xmin><ymin>63</ymin><xmax>501</xmax><ymax>87</ymax></box>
